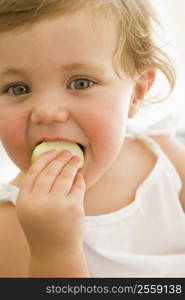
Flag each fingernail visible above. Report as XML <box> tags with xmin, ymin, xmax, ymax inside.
<box><xmin>74</xmin><ymin>156</ymin><xmax>80</xmax><ymax>162</ymax></box>
<box><xmin>77</xmin><ymin>168</ymin><xmax>83</xmax><ymax>174</ymax></box>
<box><xmin>45</xmin><ymin>150</ymin><xmax>57</xmax><ymax>156</ymax></box>
<box><xmin>61</xmin><ymin>150</ymin><xmax>72</xmax><ymax>157</ymax></box>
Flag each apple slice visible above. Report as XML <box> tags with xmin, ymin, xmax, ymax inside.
<box><xmin>31</xmin><ymin>141</ymin><xmax>84</xmax><ymax>167</ymax></box>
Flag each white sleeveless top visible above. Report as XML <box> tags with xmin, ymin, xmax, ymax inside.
<box><xmin>0</xmin><ymin>134</ymin><xmax>185</xmax><ymax>277</ymax></box>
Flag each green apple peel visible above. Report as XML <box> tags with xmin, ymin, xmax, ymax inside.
<box><xmin>31</xmin><ymin>141</ymin><xmax>84</xmax><ymax>167</ymax></box>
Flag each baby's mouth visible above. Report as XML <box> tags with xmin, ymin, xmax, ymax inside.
<box><xmin>77</xmin><ymin>143</ymin><xmax>85</xmax><ymax>153</ymax></box>
<box><xmin>35</xmin><ymin>140</ymin><xmax>85</xmax><ymax>152</ymax></box>
<box><xmin>31</xmin><ymin>140</ymin><xmax>86</xmax><ymax>166</ymax></box>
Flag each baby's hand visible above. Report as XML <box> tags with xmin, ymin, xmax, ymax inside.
<box><xmin>16</xmin><ymin>150</ymin><xmax>86</xmax><ymax>257</ymax></box>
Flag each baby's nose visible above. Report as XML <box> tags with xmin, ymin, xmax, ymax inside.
<box><xmin>30</xmin><ymin>96</ymin><xmax>69</xmax><ymax>124</ymax></box>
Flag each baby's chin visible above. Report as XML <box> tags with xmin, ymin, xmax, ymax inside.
<box><xmin>83</xmin><ymin>164</ymin><xmax>110</xmax><ymax>191</ymax></box>
<box><xmin>83</xmin><ymin>174</ymin><xmax>96</xmax><ymax>191</ymax></box>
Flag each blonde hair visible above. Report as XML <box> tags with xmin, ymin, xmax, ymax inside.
<box><xmin>0</xmin><ymin>0</ymin><xmax>176</xmax><ymax>101</ymax></box>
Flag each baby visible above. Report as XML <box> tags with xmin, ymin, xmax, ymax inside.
<box><xmin>0</xmin><ymin>0</ymin><xmax>185</xmax><ymax>278</ymax></box>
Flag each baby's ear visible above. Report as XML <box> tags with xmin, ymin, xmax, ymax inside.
<box><xmin>128</xmin><ymin>69</ymin><xmax>156</xmax><ymax>118</ymax></box>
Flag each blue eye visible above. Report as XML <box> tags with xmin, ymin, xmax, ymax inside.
<box><xmin>4</xmin><ymin>84</ymin><xmax>31</xmax><ymax>96</ymax></box>
<box><xmin>69</xmin><ymin>78</ymin><xmax>94</xmax><ymax>90</ymax></box>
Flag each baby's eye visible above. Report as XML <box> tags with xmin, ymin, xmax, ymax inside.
<box><xmin>68</xmin><ymin>78</ymin><xmax>94</xmax><ymax>90</ymax></box>
<box><xmin>4</xmin><ymin>84</ymin><xmax>31</xmax><ymax>96</ymax></box>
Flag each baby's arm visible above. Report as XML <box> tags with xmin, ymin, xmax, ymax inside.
<box><xmin>0</xmin><ymin>199</ymin><xmax>88</xmax><ymax>277</ymax></box>
<box><xmin>16</xmin><ymin>150</ymin><xmax>89</xmax><ymax>278</ymax></box>
<box><xmin>150</xmin><ymin>135</ymin><xmax>185</xmax><ymax>211</ymax></box>
<box><xmin>0</xmin><ymin>201</ymin><xmax>30</xmax><ymax>277</ymax></box>
<box><xmin>1</xmin><ymin>151</ymin><xmax>89</xmax><ymax>277</ymax></box>
<box><xmin>29</xmin><ymin>246</ymin><xmax>88</xmax><ymax>278</ymax></box>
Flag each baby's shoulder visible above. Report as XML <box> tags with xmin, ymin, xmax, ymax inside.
<box><xmin>0</xmin><ymin>201</ymin><xmax>30</xmax><ymax>277</ymax></box>
<box><xmin>149</xmin><ymin>135</ymin><xmax>185</xmax><ymax>181</ymax></box>
<box><xmin>124</xmin><ymin>134</ymin><xmax>185</xmax><ymax>211</ymax></box>
<box><xmin>149</xmin><ymin>135</ymin><xmax>185</xmax><ymax>210</ymax></box>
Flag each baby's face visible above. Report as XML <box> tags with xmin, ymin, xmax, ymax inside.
<box><xmin>0</xmin><ymin>9</ymin><xmax>134</xmax><ymax>189</ymax></box>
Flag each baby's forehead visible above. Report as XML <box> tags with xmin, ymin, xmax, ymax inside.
<box><xmin>0</xmin><ymin>0</ymin><xmax>122</xmax><ymax>73</ymax></box>
<box><xmin>0</xmin><ymin>8</ymin><xmax>121</xmax><ymax>78</ymax></box>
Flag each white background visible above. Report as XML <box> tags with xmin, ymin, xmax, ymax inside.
<box><xmin>1</xmin><ymin>0</ymin><xmax>185</xmax><ymax>183</ymax></box>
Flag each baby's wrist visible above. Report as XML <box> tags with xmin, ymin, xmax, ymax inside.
<box><xmin>29</xmin><ymin>243</ymin><xmax>88</xmax><ymax>277</ymax></box>
<box><xmin>30</xmin><ymin>240</ymin><xmax>84</xmax><ymax>259</ymax></box>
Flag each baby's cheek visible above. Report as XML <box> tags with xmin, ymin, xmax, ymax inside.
<box><xmin>84</xmin><ymin>109</ymin><xmax>125</xmax><ymax>157</ymax></box>
<box><xmin>2</xmin><ymin>135</ymin><xmax>23</xmax><ymax>163</ymax></box>
<box><xmin>2</xmin><ymin>122</ymin><xmax>22</xmax><ymax>147</ymax></box>
<box><xmin>0</xmin><ymin>123</ymin><xmax>27</xmax><ymax>169</ymax></box>
<box><xmin>0</xmin><ymin>111</ymin><xmax>23</xmax><ymax>140</ymax></box>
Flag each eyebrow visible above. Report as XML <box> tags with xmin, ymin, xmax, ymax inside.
<box><xmin>61</xmin><ymin>61</ymin><xmax>107</xmax><ymax>73</ymax></box>
<box><xmin>0</xmin><ymin>61</ymin><xmax>110</xmax><ymax>81</ymax></box>
<box><xmin>0</xmin><ymin>68</ymin><xmax>27</xmax><ymax>80</ymax></box>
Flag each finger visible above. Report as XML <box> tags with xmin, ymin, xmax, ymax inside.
<box><xmin>32</xmin><ymin>150</ymin><xmax>73</xmax><ymax>194</ymax></box>
<box><xmin>52</xmin><ymin>156</ymin><xmax>82</xmax><ymax>195</ymax></box>
<box><xmin>21</xmin><ymin>150</ymin><xmax>58</xmax><ymax>194</ymax></box>
<box><xmin>69</xmin><ymin>172</ymin><xmax>86</xmax><ymax>202</ymax></box>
